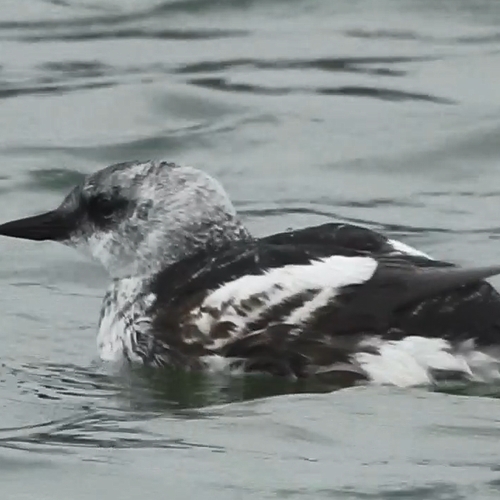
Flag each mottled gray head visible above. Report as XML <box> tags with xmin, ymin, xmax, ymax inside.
<box><xmin>0</xmin><ymin>161</ymin><xmax>251</xmax><ymax>278</ymax></box>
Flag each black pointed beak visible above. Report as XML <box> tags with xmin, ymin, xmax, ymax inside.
<box><xmin>0</xmin><ymin>209</ymin><xmax>75</xmax><ymax>242</ymax></box>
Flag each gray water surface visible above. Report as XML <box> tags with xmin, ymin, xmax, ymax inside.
<box><xmin>2</xmin><ymin>0</ymin><xmax>500</xmax><ymax>498</ymax></box>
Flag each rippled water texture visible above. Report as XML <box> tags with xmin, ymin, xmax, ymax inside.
<box><xmin>2</xmin><ymin>0</ymin><xmax>500</xmax><ymax>498</ymax></box>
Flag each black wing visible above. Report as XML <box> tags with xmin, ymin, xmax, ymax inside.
<box><xmin>262</xmin><ymin>222</ymin><xmax>391</xmax><ymax>254</ymax></box>
<box><xmin>220</xmin><ymin>260</ymin><xmax>500</xmax><ymax>379</ymax></box>
<box><xmin>263</xmin><ymin>222</ymin><xmax>453</xmax><ymax>268</ymax></box>
<box><xmin>150</xmin><ymin>236</ymin><xmax>374</xmax><ymax>307</ymax></box>
<box><xmin>304</xmin><ymin>259</ymin><xmax>500</xmax><ymax>337</ymax></box>
<box><xmin>151</xmin><ymin>223</ymin><xmax>449</xmax><ymax>306</ymax></box>
<box><xmin>147</xmin><ymin>229</ymin><xmax>500</xmax><ymax>379</ymax></box>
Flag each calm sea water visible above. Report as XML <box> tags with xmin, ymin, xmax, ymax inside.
<box><xmin>2</xmin><ymin>0</ymin><xmax>500</xmax><ymax>498</ymax></box>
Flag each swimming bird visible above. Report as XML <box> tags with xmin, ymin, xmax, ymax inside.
<box><xmin>1</xmin><ymin>160</ymin><xmax>500</xmax><ymax>387</ymax></box>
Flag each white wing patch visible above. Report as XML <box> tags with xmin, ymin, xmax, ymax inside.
<box><xmin>192</xmin><ymin>255</ymin><xmax>378</xmax><ymax>346</ymax></box>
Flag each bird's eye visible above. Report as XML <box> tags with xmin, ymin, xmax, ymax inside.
<box><xmin>87</xmin><ymin>194</ymin><xmax>127</xmax><ymax>225</ymax></box>
<box><xmin>98</xmin><ymin>199</ymin><xmax>115</xmax><ymax>219</ymax></box>
<box><xmin>90</xmin><ymin>195</ymin><xmax>114</xmax><ymax>218</ymax></box>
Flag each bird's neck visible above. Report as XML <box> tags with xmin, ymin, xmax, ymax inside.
<box><xmin>119</xmin><ymin>215</ymin><xmax>253</xmax><ymax>280</ymax></box>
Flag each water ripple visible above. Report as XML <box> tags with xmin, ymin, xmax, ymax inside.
<box><xmin>0</xmin><ymin>80</ymin><xmax>115</xmax><ymax>100</ymax></box>
<box><xmin>0</xmin><ymin>409</ymin><xmax>224</xmax><ymax>453</ymax></box>
<box><xmin>175</xmin><ymin>56</ymin><xmax>436</xmax><ymax>77</ymax></box>
<box><xmin>189</xmin><ymin>77</ymin><xmax>456</xmax><ymax>103</ymax></box>
<box><xmin>12</xmin><ymin>28</ymin><xmax>247</xmax><ymax>42</ymax></box>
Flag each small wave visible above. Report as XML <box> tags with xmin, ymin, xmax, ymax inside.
<box><xmin>189</xmin><ymin>77</ymin><xmax>456</xmax><ymax>104</ymax></box>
